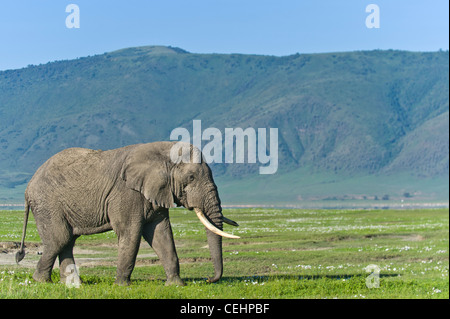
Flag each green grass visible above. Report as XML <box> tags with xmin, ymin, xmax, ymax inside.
<box><xmin>0</xmin><ymin>208</ymin><xmax>448</xmax><ymax>299</ymax></box>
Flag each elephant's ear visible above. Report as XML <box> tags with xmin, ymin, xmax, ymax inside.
<box><xmin>121</xmin><ymin>145</ymin><xmax>175</xmax><ymax>209</ymax></box>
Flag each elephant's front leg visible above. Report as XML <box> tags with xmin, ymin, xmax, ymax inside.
<box><xmin>142</xmin><ymin>211</ymin><xmax>184</xmax><ymax>286</ymax></box>
<box><xmin>115</xmin><ymin>225</ymin><xmax>142</xmax><ymax>286</ymax></box>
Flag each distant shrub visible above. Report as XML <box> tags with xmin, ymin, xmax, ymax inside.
<box><xmin>403</xmin><ymin>192</ymin><xmax>412</xmax><ymax>198</ymax></box>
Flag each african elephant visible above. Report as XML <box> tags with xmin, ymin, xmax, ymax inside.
<box><xmin>16</xmin><ymin>142</ymin><xmax>239</xmax><ymax>286</ymax></box>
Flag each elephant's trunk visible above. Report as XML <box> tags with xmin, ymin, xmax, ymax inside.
<box><xmin>202</xmin><ymin>188</ymin><xmax>225</xmax><ymax>283</ymax></box>
<box><xmin>206</xmin><ymin>225</ymin><xmax>223</xmax><ymax>283</ymax></box>
<box><xmin>194</xmin><ymin>185</ymin><xmax>239</xmax><ymax>283</ymax></box>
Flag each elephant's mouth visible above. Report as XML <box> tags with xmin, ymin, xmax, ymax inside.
<box><xmin>194</xmin><ymin>208</ymin><xmax>240</xmax><ymax>239</ymax></box>
<box><xmin>174</xmin><ymin>190</ymin><xmax>189</xmax><ymax>209</ymax></box>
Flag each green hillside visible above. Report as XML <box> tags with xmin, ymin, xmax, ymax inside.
<box><xmin>0</xmin><ymin>46</ymin><xmax>448</xmax><ymax>205</ymax></box>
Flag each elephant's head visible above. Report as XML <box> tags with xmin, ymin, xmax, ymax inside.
<box><xmin>120</xmin><ymin>142</ymin><xmax>239</xmax><ymax>283</ymax></box>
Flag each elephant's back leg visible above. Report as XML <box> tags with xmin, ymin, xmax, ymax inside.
<box><xmin>30</xmin><ymin>203</ymin><xmax>75</xmax><ymax>283</ymax></box>
<box><xmin>58</xmin><ymin>235</ymin><xmax>79</xmax><ymax>284</ymax></box>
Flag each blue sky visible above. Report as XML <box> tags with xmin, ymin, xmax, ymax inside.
<box><xmin>0</xmin><ymin>0</ymin><xmax>448</xmax><ymax>70</ymax></box>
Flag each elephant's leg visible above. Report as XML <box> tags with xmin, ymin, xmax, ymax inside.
<box><xmin>114</xmin><ymin>226</ymin><xmax>142</xmax><ymax>286</ymax></box>
<box><xmin>33</xmin><ymin>215</ymin><xmax>73</xmax><ymax>283</ymax></box>
<box><xmin>58</xmin><ymin>236</ymin><xmax>80</xmax><ymax>284</ymax></box>
<box><xmin>142</xmin><ymin>213</ymin><xmax>184</xmax><ymax>286</ymax></box>
<box><xmin>33</xmin><ymin>245</ymin><xmax>59</xmax><ymax>283</ymax></box>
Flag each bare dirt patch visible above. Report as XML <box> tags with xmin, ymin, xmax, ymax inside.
<box><xmin>0</xmin><ymin>241</ymin><xmax>42</xmax><ymax>268</ymax></box>
<box><xmin>1</xmin><ymin>241</ymin><xmax>171</xmax><ymax>270</ymax></box>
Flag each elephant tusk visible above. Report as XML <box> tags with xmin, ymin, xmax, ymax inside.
<box><xmin>223</xmin><ymin>216</ymin><xmax>239</xmax><ymax>227</ymax></box>
<box><xmin>194</xmin><ymin>208</ymin><xmax>240</xmax><ymax>239</ymax></box>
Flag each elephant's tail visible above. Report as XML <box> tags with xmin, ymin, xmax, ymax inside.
<box><xmin>15</xmin><ymin>200</ymin><xmax>30</xmax><ymax>264</ymax></box>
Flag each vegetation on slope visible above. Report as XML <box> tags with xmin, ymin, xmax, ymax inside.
<box><xmin>0</xmin><ymin>47</ymin><xmax>448</xmax><ymax>203</ymax></box>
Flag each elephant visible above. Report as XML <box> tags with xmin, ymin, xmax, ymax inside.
<box><xmin>15</xmin><ymin>141</ymin><xmax>239</xmax><ymax>286</ymax></box>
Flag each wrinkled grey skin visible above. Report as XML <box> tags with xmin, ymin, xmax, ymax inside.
<box><xmin>16</xmin><ymin>142</ymin><xmax>226</xmax><ymax>286</ymax></box>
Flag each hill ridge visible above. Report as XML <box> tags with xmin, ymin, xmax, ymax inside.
<box><xmin>0</xmin><ymin>46</ymin><xmax>448</xmax><ymax>203</ymax></box>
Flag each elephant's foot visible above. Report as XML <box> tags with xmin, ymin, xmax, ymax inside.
<box><xmin>115</xmin><ymin>277</ymin><xmax>131</xmax><ymax>286</ymax></box>
<box><xmin>60</xmin><ymin>273</ymin><xmax>83</xmax><ymax>286</ymax></box>
<box><xmin>32</xmin><ymin>270</ymin><xmax>52</xmax><ymax>283</ymax></box>
<box><xmin>59</xmin><ymin>263</ymin><xmax>83</xmax><ymax>285</ymax></box>
<box><xmin>165</xmin><ymin>275</ymin><xmax>185</xmax><ymax>286</ymax></box>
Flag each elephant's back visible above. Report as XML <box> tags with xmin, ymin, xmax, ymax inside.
<box><xmin>26</xmin><ymin>147</ymin><xmax>103</xmax><ymax>196</ymax></box>
<box><xmin>31</xmin><ymin>147</ymin><xmax>99</xmax><ymax>174</ymax></box>
<box><xmin>25</xmin><ymin>147</ymin><xmax>119</xmax><ymax>222</ymax></box>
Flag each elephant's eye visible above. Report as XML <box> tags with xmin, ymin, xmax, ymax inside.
<box><xmin>188</xmin><ymin>175</ymin><xmax>195</xmax><ymax>182</ymax></box>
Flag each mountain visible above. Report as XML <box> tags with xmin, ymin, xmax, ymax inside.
<box><xmin>0</xmin><ymin>46</ymin><xmax>448</xmax><ymax>205</ymax></box>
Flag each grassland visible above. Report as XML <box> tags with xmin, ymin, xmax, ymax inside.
<box><xmin>0</xmin><ymin>208</ymin><xmax>448</xmax><ymax>299</ymax></box>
